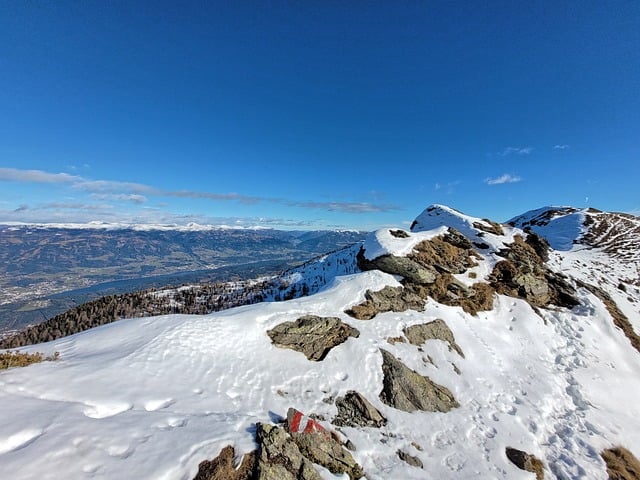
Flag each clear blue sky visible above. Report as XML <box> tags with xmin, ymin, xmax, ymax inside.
<box><xmin>1</xmin><ymin>1</ymin><xmax>638</xmax><ymax>230</ymax></box>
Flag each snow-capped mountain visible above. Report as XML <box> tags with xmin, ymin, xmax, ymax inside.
<box><xmin>1</xmin><ymin>205</ymin><xmax>639</xmax><ymax>480</ymax></box>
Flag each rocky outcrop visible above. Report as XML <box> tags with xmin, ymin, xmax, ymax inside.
<box><xmin>407</xmin><ymin>276</ymin><xmax>495</xmax><ymax>316</ymax></box>
<box><xmin>379</xmin><ymin>349</ymin><xmax>459</xmax><ymax>412</ymax></box>
<box><xmin>286</xmin><ymin>409</ymin><xmax>364</xmax><ymax>480</ymax></box>
<box><xmin>403</xmin><ymin>319</ymin><xmax>464</xmax><ymax>357</ymax></box>
<box><xmin>408</xmin><ymin>233</ymin><xmax>478</xmax><ymax>275</ymax></box>
<box><xmin>333</xmin><ymin>391</ymin><xmax>387</xmax><ymax>428</ymax></box>
<box><xmin>255</xmin><ymin>423</ymin><xmax>323</xmax><ymax>480</ymax></box>
<box><xmin>267</xmin><ymin>316</ymin><xmax>359</xmax><ymax>361</ymax></box>
<box><xmin>346</xmin><ymin>286</ymin><xmax>425</xmax><ymax>320</ymax></box>
<box><xmin>490</xmin><ymin>235</ymin><xmax>578</xmax><ymax>309</ymax></box>
<box><xmin>505</xmin><ymin>447</ymin><xmax>544</xmax><ymax>479</ymax></box>
<box><xmin>601</xmin><ymin>446</ymin><xmax>640</xmax><ymax>480</ymax></box>
<box><xmin>193</xmin><ymin>445</ymin><xmax>256</xmax><ymax>480</ymax></box>
<box><xmin>473</xmin><ymin>219</ymin><xmax>505</xmax><ymax>236</ymax></box>
<box><xmin>397</xmin><ymin>449</ymin><xmax>423</xmax><ymax>469</ymax></box>
<box><xmin>357</xmin><ymin>249</ymin><xmax>437</xmax><ymax>285</ymax></box>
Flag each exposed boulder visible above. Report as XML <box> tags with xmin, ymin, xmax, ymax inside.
<box><xmin>333</xmin><ymin>391</ymin><xmax>387</xmax><ymax>428</ymax></box>
<box><xmin>505</xmin><ymin>447</ymin><xmax>544</xmax><ymax>480</ymax></box>
<box><xmin>267</xmin><ymin>316</ymin><xmax>359</xmax><ymax>361</ymax></box>
<box><xmin>286</xmin><ymin>409</ymin><xmax>364</xmax><ymax>480</ymax></box>
<box><xmin>357</xmin><ymin>249</ymin><xmax>437</xmax><ymax>285</ymax></box>
<box><xmin>525</xmin><ymin>231</ymin><xmax>550</xmax><ymax>262</ymax></box>
<box><xmin>255</xmin><ymin>423</ymin><xmax>323</xmax><ymax>480</ymax></box>
<box><xmin>396</xmin><ymin>449</ymin><xmax>423</xmax><ymax>469</ymax></box>
<box><xmin>389</xmin><ymin>229</ymin><xmax>410</xmax><ymax>238</ymax></box>
<box><xmin>345</xmin><ymin>286</ymin><xmax>425</xmax><ymax>320</ymax></box>
<box><xmin>601</xmin><ymin>446</ymin><xmax>640</xmax><ymax>480</ymax></box>
<box><xmin>193</xmin><ymin>445</ymin><xmax>256</xmax><ymax>480</ymax></box>
<box><xmin>403</xmin><ymin>319</ymin><xmax>464</xmax><ymax>357</ymax></box>
<box><xmin>378</xmin><ymin>349</ymin><xmax>459</xmax><ymax>413</ymax></box>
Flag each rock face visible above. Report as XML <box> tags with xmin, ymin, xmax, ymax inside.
<box><xmin>505</xmin><ymin>447</ymin><xmax>544</xmax><ymax>480</ymax></box>
<box><xmin>193</xmin><ymin>445</ymin><xmax>256</xmax><ymax>480</ymax></box>
<box><xmin>601</xmin><ymin>446</ymin><xmax>640</xmax><ymax>480</ymax></box>
<box><xmin>403</xmin><ymin>319</ymin><xmax>464</xmax><ymax>357</ymax></box>
<box><xmin>267</xmin><ymin>316</ymin><xmax>360</xmax><ymax>361</ymax></box>
<box><xmin>346</xmin><ymin>286</ymin><xmax>425</xmax><ymax>320</ymax></box>
<box><xmin>255</xmin><ymin>423</ymin><xmax>323</xmax><ymax>480</ymax></box>
<box><xmin>490</xmin><ymin>235</ymin><xmax>579</xmax><ymax>309</ymax></box>
<box><xmin>333</xmin><ymin>391</ymin><xmax>387</xmax><ymax>428</ymax></box>
<box><xmin>378</xmin><ymin>349</ymin><xmax>459</xmax><ymax>413</ymax></box>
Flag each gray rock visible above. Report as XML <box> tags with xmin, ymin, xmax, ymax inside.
<box><xmin>379</xmin><ymin>349</ymin><xmax>459</xmax><ymax>413</ymax></box>
<box><xmin>267</xmin><ymin>316</ymin><xmax>360</xmax><ymax>361</ymax></box>
<box><xmin>358</xmin><ymin>251</ymin><xmax>437</xmax><ymax>285</ymax></box>
<box><xmin>345</xmin><ymin>286</ymin><xmax>425</xmax><ymax>320</ymax></box>
<box><xmin>255</xmin><ymin>423</ymin><xmax>322</xmax><ymax>480</ymax></box>
<box><xmin>403</xmin><ymin>319</ymin><xmax>464</xmax><ymax>357</ymax></box>
<box><xmin>333</xmin><ymin>391</ymin><xmax>387</xmax><ymax>428</ymax></box>
<box><xmin>397</xmin><ymin>449</ymin><xmax>424</xmax><ymax>468</ymax></box>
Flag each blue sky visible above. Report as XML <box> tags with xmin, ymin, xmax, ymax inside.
<box><xmin>1</xmin><ymin>1</ymin><xmax>638</xmax><ymax>230</ymax></box>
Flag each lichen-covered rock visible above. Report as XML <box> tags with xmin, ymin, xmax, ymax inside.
<box><xmin>407</xmin><ymin>276</ymin><xmax>495</xmax><ymax>315</ymax></box>
<box><xmin>345</xmin><ymin>286</ymin><xmax>425</xmax><ymax>320</ymax></box>
<box><xmin>473</xmin><ymin>219</ymin><xmax>505</xmax><ymax>236</ymax></box>
<box><xmin>255</xmin><ymin>423</ymin><xmax>323</xmax><ymax>480</ymax></box>
<box><xmin>333</xmin><ymin>391</ymin><xmax>387</xmax><ymax>428</ymax></box>
<box><xmin>403</xmin><ymin>319</ymin><xmax>464</xmax><ymax>357</ymax></box>
<box><xmin>267</xmin><ymin>316</ymin><xmax>359</xmax><ymax>361</ymax></box>
<box><xmin>193</xmin><ymin>445</ymin><xmax>256</xmax><ymax>480</ymax></box>
<box><xmin>378</xmin><ymin>349</ymin><xmax>459</xmax><ymax>412</ymax></box>
<box><xmin>505</xmin><ymin>447</ymin><xmax>544</xmax><ymax>480</ymax></box>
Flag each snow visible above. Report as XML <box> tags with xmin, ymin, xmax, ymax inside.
<box><xmin>508</xmin><ymin>206</ymin><xmax>586</xmax><ymax>251</ymax></box>
<box><xmin>1</xmin><ymin>206</ymin><xmax>640</xmax><ymax>479</ymax></box>
<box><xmin>362</xmin><ymin>227</ymin><xmax>447</xmax><ymax>260</ymax></box>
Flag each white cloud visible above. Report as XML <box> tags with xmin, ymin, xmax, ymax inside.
<box><xmin>553</xmin><ymin>144</ymin><xmax>570</xmax><ymax>150</ymax></box>
<box><xmin>498</xmin><ymin>147</ymin><xmax>533</xmax><ymax>156</ymax></box>
<box><xmin>91</xmin><ymin>194</ymin><xmax>148</xmax><ymax>204</ymax></box>
<box><xmin>485</xmin><ymin>174</ymin><xmax>522</xmax><ymax>185</ymax></box>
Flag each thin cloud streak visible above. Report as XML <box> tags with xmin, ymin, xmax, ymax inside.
<box><xmin>553</xmin><ymin>144</ymin><xmax>570</xmax><ymax>150</ymax></box>
<box><xmin>0</xmin><ymin>167</ymin><xmax>397</xmax><ymax>214</ymax></box>
<box><xmin>498</xmin><ymin>147</ymin><xmax>533</xmax><ymax>156</ymax></box>
<box><xmin>485</xmin><ymin>174</ymin><xmax>522</xmax><ymax>185</ymax></box>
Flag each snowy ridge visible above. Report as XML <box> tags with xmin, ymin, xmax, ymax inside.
<box><xmin>1</xmin><ymin>205</ymin><xmax>640</xmax><ymax>479</ymax></box>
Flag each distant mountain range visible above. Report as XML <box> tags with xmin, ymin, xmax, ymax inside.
<box><xmin>0</xmin><ymin>225</ymin><xmax>366</xmax><ymax>332</ymax></box>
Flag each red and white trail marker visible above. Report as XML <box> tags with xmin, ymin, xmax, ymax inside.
<box><xmin>287</xmin><ymin>408</ymin><xmax>329</xmax><ymax>438</ymax></box>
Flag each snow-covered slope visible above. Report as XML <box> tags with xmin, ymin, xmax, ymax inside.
<box><xmin>1</xmin><ymin>205</ymin><xmax>640</xmax><ymax>480</ymax></box>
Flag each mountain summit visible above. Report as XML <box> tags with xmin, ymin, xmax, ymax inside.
<box><xmin>1</xmin><ymin>205</ymin><xmax>639</xmax><ymax>479</ymax></box>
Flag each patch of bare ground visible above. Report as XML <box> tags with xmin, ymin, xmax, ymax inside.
<box><xmin>601</xmin><ymin>446</ymin><xmax>640</xmax><ymax>480</ymax></box>
<box><xmin>0</xmin><ymin>350</ymin><xmax>59</xmax><ymax>370</ymax></box>
<box><xmin>407</xmin><ymin>232</ymin><xmax>478</xmax><ymax>275</ymax></box>
<box><xmin>577</xmin><ymin>281</ymin><xmax>640</xmax><ymax>354</ymax></box>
